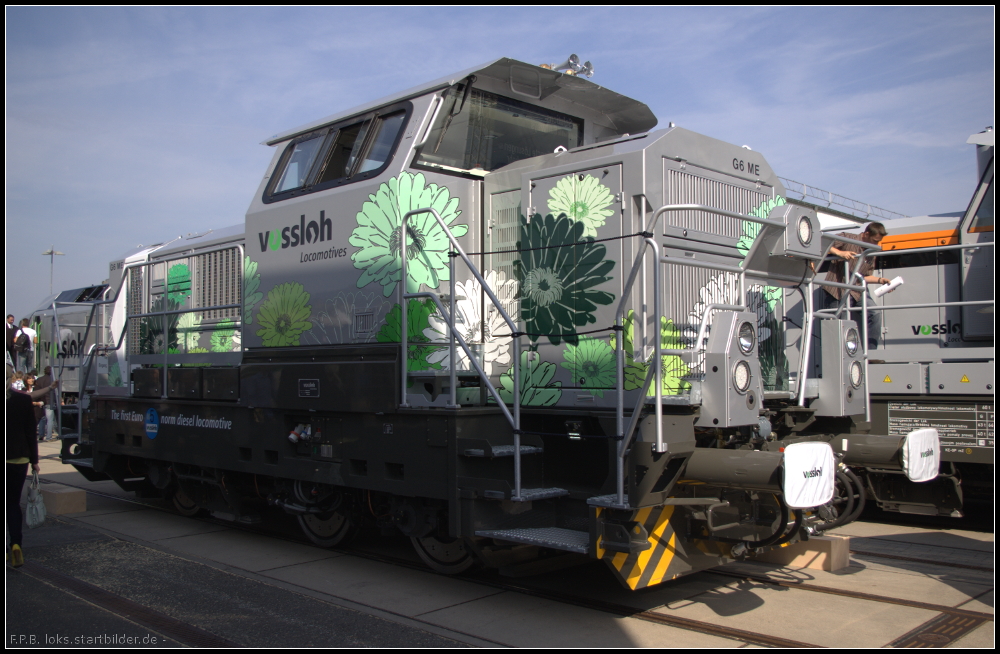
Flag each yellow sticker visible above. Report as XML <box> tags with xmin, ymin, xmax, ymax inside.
<box><xmin>883</xmin><ymin>375</ymin><xmax>892</xmax><ymax>383</ymax></box>
<box><xmin>960</xmin><ymin>375</ymin><xmax>970</xmax><ymax>383</ymax></box>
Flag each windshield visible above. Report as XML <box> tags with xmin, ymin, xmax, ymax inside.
<box><xmin>415</xmin><ymin>86</ymin><xmax>582</xmax><ymax>175</ymax></box>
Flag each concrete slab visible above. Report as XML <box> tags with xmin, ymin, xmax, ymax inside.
<box><xmin>420</xmin><ymin>589</ymin><xmax>743</xmax><ymax>647</ymax></box>
<box><xmin>158</xmin><ymin>528</ymin><xmax>342</xmax><ymax>572</ymax></box>
<box><xmin>61</xmin><ymin>492</ymin><xmax>147</xmax><ymax>517</ymax></box>
<box><xmin>845</xmin><ymin>550</ymin><xmax>993</xmax><ymax>589</ymax></box>
<box><xmin>75</xmin><ymin>508</ymin><xmax>229</xmax><ymax>541</ymax></box>
<box><xmin>958</xmin><ymin>590</ymin><xmax>994</xmax><ymax>615</ymax></box>
<box><xmin>652</xmin><ymin>577</ymin><xmax>938</xmax><ymax>647</ymax></box>
<box><xmin>262</xmin><ymin>554</ymin><xmax>504</xmax><ymax>618</ymax></box>
<box><xmin>716</xmin><ymin>558</ymin><xmax>990</xmax><ymax>609</ymax></box>
<box><xmin>489</xmin><ymin>557</ymin><xmax>733</xmax><ymax>612</ymax></box>
<box><xmin>752</xmin><ymin>535</ymin><xmax>850</xmax><ymax>571</ymax></box>
<box><xmin>830</xmin><ymin>521</ymin><xmax>994</xmax><ymax>550</ymax></box>
<box><xmin>41</xmin><ymin>484</ymin><xmax>87</xmax><ymax>514</ymax></box>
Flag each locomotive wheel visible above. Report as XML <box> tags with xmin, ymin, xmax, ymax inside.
<box><xmin>298</xmin><ymin>511</ymin><xmax>354</xmax><ymax>548</ymax></box>
<box><xmin>171</xmin><ymin>486</ymin><xmax>203</xmax><ymax>517</ymax></box>
<box><xmin>411</xmin><ymin>535</ymin><xmax>475</xmax><ymax>574</ymax></box>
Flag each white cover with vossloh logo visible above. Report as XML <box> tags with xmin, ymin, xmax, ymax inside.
<box><xmin>901</xmin><ymin>427</ymin><xmax>940</xmax><ymax>482</ymax></box>
<box><xmin>782</xmin><ymin>441</ymin><xmax>835</xmax><ymax>509</ymax></box>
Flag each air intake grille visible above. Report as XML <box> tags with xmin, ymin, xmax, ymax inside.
<box><xmin>194</xmin><ymin>248</ymin><xmax>240</xmax><ymax>320</ymax></box>
<box><xmin>665</xmin><ymin>169</ymin><xmax>770</xmax><ymax>239</ymax></box>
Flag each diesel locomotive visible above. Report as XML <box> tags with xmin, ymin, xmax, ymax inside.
<box><xmin>46</xmin><ymin>57</ymin><xmax>952</xmax><ymax>589</ymax></box>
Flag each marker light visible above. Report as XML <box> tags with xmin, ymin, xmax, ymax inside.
<box><xmin>738</xmin><ymin>321</ymin><xmax>756</xmax><ymax>355</ymax></box>
<box><xmin>797</xmin><ymin>216</ymin><xmax>813</xmax><ymax>246</ymax></box>
<box><xmin>733</xmin><ymin>360</ymin><xmax>752</xmax><ymax>393</ymax></box>
<box><xmin>845</xmin><ymin>328</ymin><xmax>860</xmax><ymax>357</ymax></box>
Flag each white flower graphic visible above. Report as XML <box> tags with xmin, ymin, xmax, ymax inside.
<box><xmin>423</xmin><ymin>271</ymin><xmax>518</xmax><ymax>376</ymax></box>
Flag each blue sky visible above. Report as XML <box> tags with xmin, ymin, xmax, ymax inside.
<box><xmin>5</xmin><ymin>6</ymin><xmax>994</xmax><ymax>320</ymax></box>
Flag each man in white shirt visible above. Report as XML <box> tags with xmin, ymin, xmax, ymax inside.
<box><xmin>14</xmin><ymin>319</ymin><xmax>37</xmax><ymax>374</ymax></box>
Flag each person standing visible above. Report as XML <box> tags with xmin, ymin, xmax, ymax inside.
<box><xmin>6</xmin><ymin>365</ymin><xmax>40</xmax><ymax>568</ymax></box>
<box><xmin>14</xmin><ymin>319</ymin><xmax>37</xmax><ymax>374</ymax></box>
<box><xmin>6</xmin><ymin>315</ymin><xmax>17</xmax><ymax>368</ymax></box>
<box><xmin>35</xmin><ymin>366</ymin><xmax>58</xmax><ymax>442</ymax></box>
<box><xmin>821</xmin><ymin>222</ymin><xmax>893</xmax><ymax>350</ymax></box>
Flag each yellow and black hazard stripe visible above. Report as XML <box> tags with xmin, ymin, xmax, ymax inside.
<box><xmin>595</xmin><ymin>505</ymin><xmax>679</xmax><ymax>590</ymax></box>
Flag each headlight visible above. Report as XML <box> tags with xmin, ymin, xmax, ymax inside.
<box><xmin>733</xmin><ymin>360</ymin><xmax>752</xmax><ymax>393</ymax></box>
<box><xmin>797</xmin><ymin>216</ymin><xmax>813</xmax><ymax>246</ymax></box>
<box><xmin>738</xmin><ymin>321</ymin><xmax>756</xmax><ymax>355</ymax></box>
<box><xmin>850</xmin><ymin>360</ymin><xmax>864</xmax><ymax>388</ymax></box>
<box><xmin>845</xmin><ymin>328</ymin><xmax>860</xmax><ymax>357</ymax></box>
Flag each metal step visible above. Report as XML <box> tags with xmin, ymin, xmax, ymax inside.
<box><xmin>65</xmin><ymin>458</ymin><xmax>94</xmax><ymax>468</ymax></box>
<box><xmin>475</xmin><ymin>527</ymin><xmax>590</xmax><ymax>554</ymax></box>
<box><xmin>463</xmin><ymin>445</ymin><xmax>544</xmax><ymax>458</ymax></box>
<box><xmin>511</xmin><ymin>487</ymin><xmax>569</xmax><ymax>502</ymax></box>
<box><xmin>587</xmin><ymin>493</ymin><xmax>630</xmax><ymax>508</ymax></box>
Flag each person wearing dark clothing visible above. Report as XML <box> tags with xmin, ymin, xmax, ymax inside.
<box><xmin>7</xmin><ymin>366</ymin><xmax>41</xmax><ymax>568</ymax></box>
<box><xmin>5</xmin><ymin>315</ymin><xmax>16</xmax><ymax>366</ymax></box>
<box><xmin>821</xmin><ymin>223</ymin><xmax>892</xmax><ymax>350</ymax></box>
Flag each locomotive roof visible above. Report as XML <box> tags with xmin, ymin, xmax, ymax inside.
<box><xmin>265</xmin><ymin>57</ymin><xmax>657</xmax><ymax>146</ymax></box>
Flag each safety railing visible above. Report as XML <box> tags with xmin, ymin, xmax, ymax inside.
<box><xmin>48</xmin><ymin>244</ymin><xmax>244</xmax><ymax>442</ymax></box>
<box><xmin>398</xmin><ymin>208</ymin><xmax>526</xmax><ymax>499</ymax></box>
<box><xmin>606</xmin><ymin>203</ymin><xmax>787</xmax><ymax>507</ymax></box>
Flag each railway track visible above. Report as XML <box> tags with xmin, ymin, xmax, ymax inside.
<box><xmin>34</xmin><ymin>477</ymin><xmax>995</xmax><ymax>648</ymax></box>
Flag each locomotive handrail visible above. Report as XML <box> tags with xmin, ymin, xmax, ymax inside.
<box><xmin>406</xmin><ymin>291</ymin><xmax>515</xmax><ymax>428</ymax></box>
<box><xmin>869</xmin><ymin>240</ymin><xmax>995</xmax><ymax>256</ymax></box>
<box><xmin>609</xmin><ymin>204</ymin><xmax>786</xmax><ymax>508</ymax></box>
<box><xmin>46</xmin><ymin>243</ymin><xmax>245</xmax><ymax>424</ymax></box>
<box><xmin>400</xmin><ymin>206</ymin><xmax>524</xmax><ymax>500</ymax></box>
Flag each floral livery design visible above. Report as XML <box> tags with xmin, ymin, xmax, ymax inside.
<box><xmin>495</xmin><ymin>351</ymin><xmax>562</xmax><ymax>407</ymax></box>
<box><xmin>166</xmin><ymin>264</ymin><xmax>192</xmax><ymax>304</ymax></box>
<box><xmin>560</xmin><ymin>336</ymin><xmax>615</xmax><ymax>397</ymax></box>
<box><xmin>422</xmin><ymin>271</ymin><xmax>517</xmax><ymax>377</ymax></box>
<box><xmin>610</xmin><ymin>310</ymin><xmax>691</xmax><ymax>395</ymax></box>
<box><xmin>376</xmin><ymin>298</ymin><xmax>442</xmax><ymax>373</ymax></box>
<box><xmin>302</xmin><ymin>291</ymin><xmax>391</xmax><ymax>346</ymax></box>
<box><xmin>516</xmin><ymin>213</ymin><xmax>615</xmax><ymax>346</ymax></box>
<box><xmin>176</xmin><ymin>312</ymin><xmax>203</xmax><ymax>352</ymax></box>
<box><xmin>210</xmin><ymin>320</ymin><xmax>241</xmax><ymax>352</ymax></box>
<box><xmin>351</xmin><ymin>171</ymin><xmax>468</xmax><ymax>298</ymax></box>
<box><xmin>138</xmin><ymin>297</ymin><xmax>179</xmax><ymax>355</ymax></box>
<box><xmin>737</xmin><ymin>196</ymin><xmax>787</xmax><ymax>256</ymax></box>
<box><xmin>255</xmin><ymin>282</ymin><xmax>313</xmax><ymax>347</ymax></box>
<box><xmin>547</xmin><ymin>174</ymin><xmax>615</xmax><ymax>238</ymax></box>
<box><xmin>244</xmin><ymin>256</ymin><xmax>263</xmax><ymax>325</ymax></box>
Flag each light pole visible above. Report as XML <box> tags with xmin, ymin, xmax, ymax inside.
<box><xmin>41</xmin><ymin>246</ymin><xmax>65</xmax><ymax>295</ymax></box>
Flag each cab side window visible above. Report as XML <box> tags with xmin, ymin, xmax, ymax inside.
<box><xmin>265</xmin><ymin>107</ymin><xmax>408</xmax><ymax>203</ymax></box>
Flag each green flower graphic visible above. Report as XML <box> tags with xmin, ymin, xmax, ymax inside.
<box><xmin>210</xmin><ymin>320</ymin><xmax>240</xmax><ymax>352</ymax></box>
<box><xmin>737</xmin><ymin>196</ymin><xmax>787</xmax><ymax>256</ymax></box>
<box><xmin>516</xmin><ymin>213</ymin><xmax>615</xmax><ymax>345</ymax></box>
<box><xmin>495</xmin><ymin>351</ymin><xmax>562</xmax><ymax>407</ymax></box>
<box><xmin>107</xmin><ymin>357</ymin><xmax>124</xmax><ymax>387</ymax></box>
<box><xmin>560</xmin><ymin>336</ymin><xmax>615</xmax><ymax>396</ymax></box>
<box><xmin>166</xmin><ymin>264</ymin><xmax>192</xmax><ymax>304</ymax></box>
<box><xmin>244</xmin><ymin>256</ymin><xmax>263</xmax><ymax>325</ymax></box>
<box><xmin>255</xmin><ymin>282</ymin><xmax>313</xmax><ymax>347</ymax></box>
<box><xmin>547</xmin><ymin>174</ymin><xmax>615</xmax><ymax>238</ymax></box>
<box><xmin>351</xmin><ymin>171</ymin><xmax>468</xmax><ymax>297</ymax></box>
<box><xmin>610</xmin><ymin>310</ymin><xmax>691</xmax><ymax>395</ymax></box>
<box><xmin>176</xmin><ymin>312</ymin><xmax>203</xmax><ymax>352</ymax></box>
<box><xmin>375</xmin><ymin>299</ymin><xmax>443</xmax><ymax>372</ymax></box>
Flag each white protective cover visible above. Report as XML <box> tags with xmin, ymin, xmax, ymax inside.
<box><xmin>783</xmin><ymin>442</ymin><xmax>835</xmax><ymax>509</ymax></box>
<box><xmin>901</xmin><ymin>428</ymin><xmax>940</xmax><ymax>482</ymax></box>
